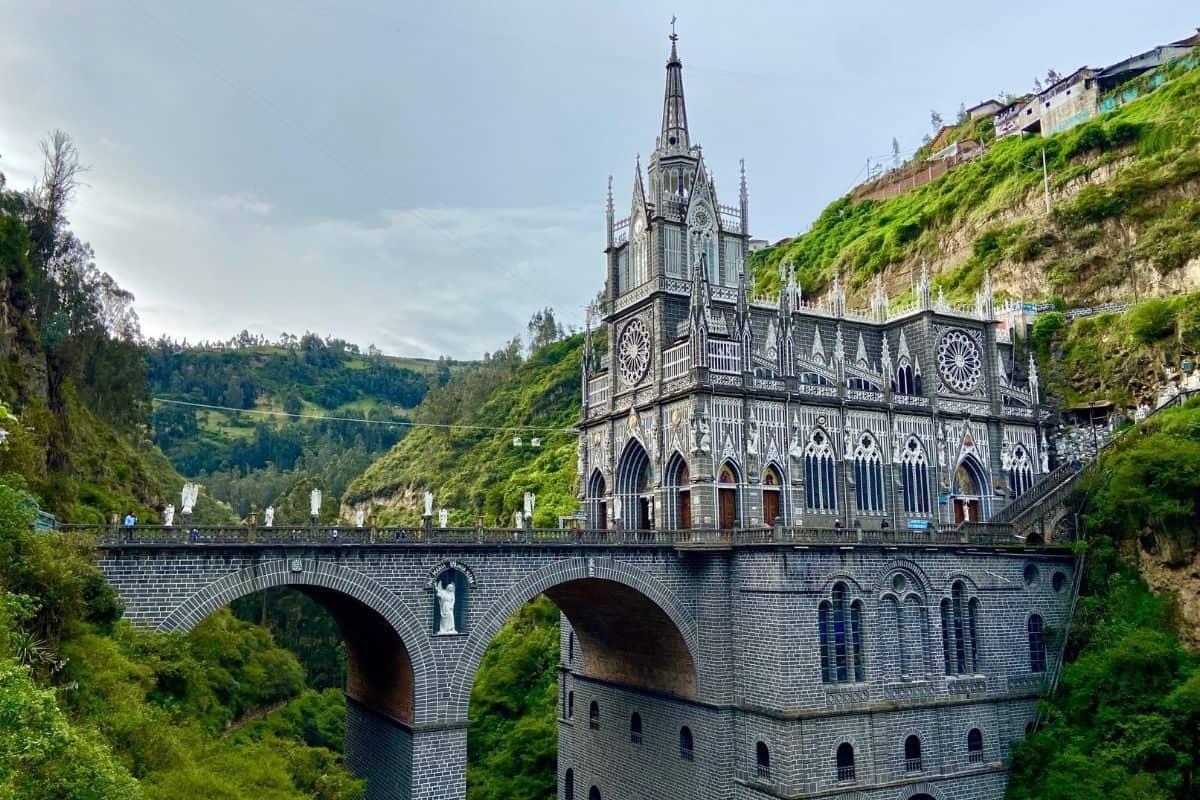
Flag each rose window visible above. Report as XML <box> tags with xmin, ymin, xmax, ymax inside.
<box><xmin>936</xmin><ymin>330</ymin><xmax>982</xmax><ymax>393</ymax></box>
<box><xmin>617</xmin><ymin>318</ymin><xmax>652</xmax><ymax>386</ymax></box>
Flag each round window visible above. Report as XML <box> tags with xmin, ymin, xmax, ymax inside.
<box><xmin>892</xmin><ymin>574</ymin><xmax>908</xmax><ymax>593</ymax></box>
<box><xmin>1023</xmin><ymin>563</ymin><xmax>1038</xmax><ymax>587</ymax></box>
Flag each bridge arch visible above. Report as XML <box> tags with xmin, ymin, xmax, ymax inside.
<box><xmin>159</xmin><ymin>558</ymin><xmax>438</xmax><ymax>724</ymax></box>
<box><xmin>448</xmin><ymin>557</ymin><xmax>701</xmax><ymax>719</ymax></box>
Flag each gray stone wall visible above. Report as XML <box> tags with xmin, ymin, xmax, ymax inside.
<box><xmin>99</xmin><ymin>539</ymin><xmax>1073</xmax><ymax>800</ymax></box>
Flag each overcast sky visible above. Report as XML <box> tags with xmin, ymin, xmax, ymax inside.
<box><xmin>1</xmin><ymin>2</ymin><xmax>1195</xmax><ymax>358</ymax></box>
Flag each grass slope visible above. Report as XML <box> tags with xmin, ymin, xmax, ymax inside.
<box><xmin>751</xmin><ymin>59</ymin><xmax>1200</xmax><ymax>307</ymax></box>
<box><xmin>345</xmin><ymin>336</ymin><xmax>582</xmax><ymax>527</ymax></box>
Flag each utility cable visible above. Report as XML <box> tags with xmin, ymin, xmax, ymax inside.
<box><xmin>151</xmin><ymin>397</ymin><xmax>577</xmax><ymax>435</ymax></box>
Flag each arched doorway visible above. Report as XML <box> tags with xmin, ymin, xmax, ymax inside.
<box><xmin>664</xmin><ymin>452</ymin><xmax>691</xmax><ymax>529</ymax></box>
<box><xmin>616</xmin><ymin>440</ymin><xmax>653</xmax><ymax>530</ymax></box>
<box><xmin>587</xmin><ymin>469</ymin><xmax>607</xmax><ymax>529</ymax></box>
<box><xmin>951</xmin><ymin>454</ymin><xmax>988</xmax><ymax>523</ymax></box>
<box><xmin>762</xmin><ymin>464</ymin><xmax>783</xmax><ymax>527</ymax></box>
<box><xmin>717</xmin><ymin>461</ymin><xmax>741</xmax><ymax>531</ymax></box>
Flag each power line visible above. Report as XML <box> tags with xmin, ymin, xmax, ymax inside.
<box><xmin>151</xmin><ymin>397</ymin><xmax>576</xmax><ymax>435</ymax></box>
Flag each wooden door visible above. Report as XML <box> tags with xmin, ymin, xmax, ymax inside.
<box><xmin>678</xmin><ymin>490</ymin><xmax>691</xmax><ymax>529</ymax></box>
<box><xmin>719</xmin><ymin>488</ymin><xmax>737</xmax><ymax>530</ymax></box>
<box><xmin>763</xmin><ymin>491</ymin><xmax>780</xmax><ymax>527</ymax></box>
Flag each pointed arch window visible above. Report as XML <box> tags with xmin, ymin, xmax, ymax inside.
<box><xmin>1009</xmin><ymin>445</ymin><xmax>1035</xmax><ymax>498</ymax></box>
<box><xmin>804</xmin><ymin>431</ymin><xmax>837</xmax><ymax>511</ymax></box>
<box><xmin>899</xmin><ymin>437</ymin><xmax>931</xmax><ymax>515</ymax></box>
<box><xmin>941</xmin><ymin>581</ymin><xmax>980</xmax><ymax>675</ymax></box>
<box><xmin>895</xmin><ymin>359</ymin><xmax>915</xmax><ymax>395</ymax></box>
<box><xmin>818</xmin><ymin>582</ymin><xmax>865</xmax><ymax>684</ymax></box>
<box><xmin>1028</xmin><ymin>614</ymin><xmax>1047</xmax><ymax>673</ymax></box>
<box><xmin>852</xmin><ymin>434</ymin><xmax>885</xmax><ymax>513</ymax></box>
<box><xmin>565</xmin><ymin>769</ymin><xmax>574</xmax><ymax>800</ymax></box>
<box><xmin>630</xmin><ymin>712</ymin><xmax>643</xmax><ymax>744</ymax></box>
<box><xmin>589</xmin><ymin>701</ymin><xmax>600</xmax><ymax>730</ymax></box>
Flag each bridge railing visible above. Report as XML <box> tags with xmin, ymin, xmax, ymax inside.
<box><xmin>59</xmin><ymin>521</ymin><xmax>1053</xmax><ymax>549</ymax></box>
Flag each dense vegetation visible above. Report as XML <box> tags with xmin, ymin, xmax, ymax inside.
<box><xmin>146</xmin><ymin>337</ymin><xmax>452</xmax><ymax>522</ymax></box>
<box><xmin>1</xmin><ymin>137</ymin><xmax>361</xmax><ymax>798</ymax></box>
<box><xmin>750</xmin><ymin>58</ymin><xmax>1200</xmax><ymax>307</ymax></box>
<box><xmin>345</xmin><ymin>330</ymin><xmax>584</xmax><ymax>527</ymax></box>
<box><xmin>1008</xmin><ymin>399</ymin><xmax>1200</xmax><ymax>799</ymax></box>
<box><xmin>1029</xmin><ymin>291</ymin><xmax>1200</xmax><ymax>406</ymax></box>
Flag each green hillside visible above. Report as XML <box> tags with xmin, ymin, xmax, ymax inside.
<box><xmin>344</xmin><ymin>334</ymin><xmax>583</xmax><ymax>527</ymax></box>
<box><xmin>146</xmin><ymin>338</ymin><xmax>458</xmax><ymax>521</ymax></box>
<box><xmin>0</xmin><ymin>136</ymin><xmax>360</xmax><ymax>798</ymax></box>
<box><xmin>751</xmin><ymin>58</ymin><xmax>1200</xmax><ymax>308</ymax></box>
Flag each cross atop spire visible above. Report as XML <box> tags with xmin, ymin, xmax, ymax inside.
<box><xmin>660</xmin><ymin>20</ymin><xmax>690</xmax><ymax>153</ymax></box>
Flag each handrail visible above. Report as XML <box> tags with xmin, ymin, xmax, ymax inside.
<box><xmin>56</xmin><ymin>521</ymin><xmax>1067</xmax><ymax>550</ymax></box>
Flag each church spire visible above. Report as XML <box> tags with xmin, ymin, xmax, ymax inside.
<box><xmin>660</xmin><ymin>21</ymin><xmax>690</xmax><ymax>153</ymax></box>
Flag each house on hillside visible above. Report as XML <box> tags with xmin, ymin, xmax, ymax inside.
<box><xmin>997</xmin><ymin>28</ymin><xmax>1200</xmax><ymax>139</ymax></box>
<box><xmin>965</xmin><ymin>98</ymin><xmax>1003</xmax><ymax>120</ymax></box>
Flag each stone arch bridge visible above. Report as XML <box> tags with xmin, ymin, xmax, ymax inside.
<box><xmin>88</xmin><ymin>524</ymin><xmax>1075</xmax><ymax>800</ymax></box>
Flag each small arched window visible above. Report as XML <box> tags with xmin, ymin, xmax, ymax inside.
<box><xmin>567</xmin><ymin>691</ymin><xmax>574</xmax><ymax>719</ymax></box>
<box><xmin>629</xmin><ymin>712</ymin><xmax>642</xmax><ymax>744</ymax></box>
<box><xmin>836</xmin><ymin>742</ymin><xmax>856</xmax><ymax>782</ymax></box>
<box><xmin>756</xmin><ymin>741</ymin><xmax>771</xmax><ymax>780</ymax></box>
<box><xmin>967</xmin><ymin>728</ymin><xmax>983</xmax><ymax>763</ymax></box>
<box><xmin>804</xmin><ymin>431</ymin><xmax>838</xmax><ymax>511</ymax></box>
<box><xmin>679</xmin><ymin>726</ymin><xmax>694</xmax><ymax>761</ymax></box>
<box><xmin>588</xmin><ymin>787</ymin><xmax>600</xmax><ymax>800</ymax></box>
<box><xmin>564</xmin><ymin>769</ymin><xmax>574</xmax><ymax>800</ymax></box>
<box><xmin>588</xmin><ymin>701</ymin><xmax>599</xmax><ymax>730</ymax></box>
<box><xmin>1028</xmin><ymin>614</ymin><xmax>1047</xmax><ymax>673</ymax></box>
<box><xmin>904</xmin><ymin>735</ymin><xmax>923</xmax><ymax>772</ymax></box>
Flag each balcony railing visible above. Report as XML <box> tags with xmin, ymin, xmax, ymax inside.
<box><xmin>708</xmin><ymin>340</ymin><xmax>741</xmax><ymax>374</ymax></box>
<box><xmin>836</xmin><ymin>765</ymin><xmax>856</xmax><ymax>782</ymax></box>
<box><xmin>905</xmin><ymin>757</ymin><xmax>923</xmax><ymax>772</ymax></box>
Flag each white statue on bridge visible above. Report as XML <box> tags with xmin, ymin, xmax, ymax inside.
<box><xmin>310</xmin><ymin>488</ymin><xmax>322</xmax><ymax>518</ymax></box>
<box><xmin>435</xmin><ymin>578</ymin><xmax>457</xmax><ymax>635</ymax></box>
<box><xmin>163</xmin><ymin>504</ymin><xmax>175</xmax><ymax>527</ymax></box>
<box><xmin>264</xmin><ymin>506</ymin><xmax>275</xmax><ymax>527</ymax></box>
<box><xmin>354</xmin><ymin>507</ymin><xmax>365</xmax><ymax>528</ymax></box>
<box><xmin>181</xmin><ymin>482</ymin><xmax>198</xmax><ymax>515</ymax></box>
<box><xmin>423</xmin><ymin>491</ymin><xmax>434</xmax><ymax>517</ymax></box>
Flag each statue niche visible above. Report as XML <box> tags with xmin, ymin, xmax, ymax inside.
<box><xmin>430</xmin><ymin>566</ymin><xmax>471</xmax><ymax>635</ymax></box>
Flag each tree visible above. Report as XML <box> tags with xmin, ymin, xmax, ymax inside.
<box><xmin>929</xmin><ymin>109</ymin><xmax>944</xmax><ymax>132</ymax></box>
<box><xmin>891</xmin><ymin>137</ymin><xmax>901</xmax><ymax>168</ymax></box>
<box><xmin>957</xmin><ymin>102</ymin><xmax>967</xmax><ymax>124</ymax></box>
<box><xmin>1034</xmin><ymin>76</ymin><xmax>1044</xmax><ymax>92</ymax></box>
<box><xmin>1046</xmin><ymin>68</ymin><xmax>1062</xmax><ymax>85</ymax></box>
<box><xmin>526</xmin><ymin>307</ymin><xmax>564</xmax><ymax>353</ymax></box>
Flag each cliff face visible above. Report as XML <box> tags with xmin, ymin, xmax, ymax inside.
<box><xmin>751</xmin><ymin>63</ymin><xmax>1200</xmax><ymax>312</ymax></box>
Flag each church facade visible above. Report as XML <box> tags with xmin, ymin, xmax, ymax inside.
<box><xmin>578</xmin><ymin>36</ymin><xmax>1048</xmax><ymax>535</ymax></box>
<box><xmin>557</xmin><ymin>34</ymin><xmax>1070</xmax><ymax>800</ymax></box>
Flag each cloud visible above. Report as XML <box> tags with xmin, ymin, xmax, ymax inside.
<box><xmin>214</xmin><ymin>192</ymin><xmax>274</xmax><ymax>217</ymax></box>
<box><xmin>65</xmin><ymin>174</ymin><xmax>602</xmax><ymax>359</ymax></box>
